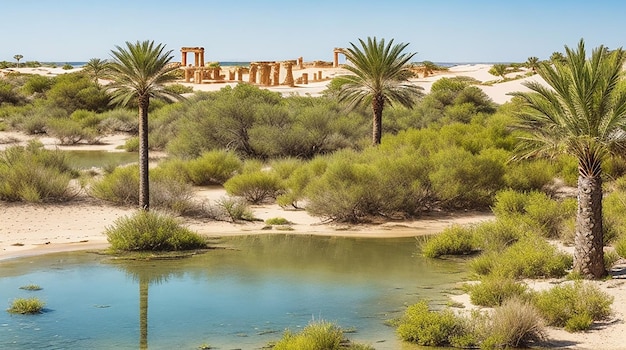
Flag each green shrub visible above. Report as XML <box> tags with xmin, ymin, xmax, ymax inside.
<box><xmin>265</xmin><ymin>217</ymin><xmax>292</xmax><ymax>225</ymax></box>
<box><xmin>223</xmin><ymin>171</ymin><xmax>285</xmax><ymax>204</ymax></box>
<box><xmin>396</xmin><ymin>300</ymin><xmax>466</xmax><ymax>346</ymax></box>
<box><xmin>615</xmin><ymin>235</ymin><xmax>626</xmax><ymax>258</ymax></box>
<box><xmin>272</xmin><ymin>320</ymin><xmax>373</xmax><ymax>350</ymax></box>
<box><xmin>504</xmin><ymin>159</ymin><xmax>556</xmax><ymax>192</ymax></box>
<box><xmin>466</xmin><ymin>277</ymin><xmax>529</xmax><ymax>307</ymax></box>
<box><xmin>105</xmin><ymin>211</ymin><xmax>206</xmax><ymax>251</ymax></box>
<box><xmin>215</xmin><ymin>196</ymin><xmax>255</xmax><ymax>222</ymax></box>
<box><xmin>0</xmin><ymin>142</ymin><xmax>76</xmax><ymax>202</ymax></box>
<box><xmin>46</xmin><ymin>118</ymin><xmax>99</xmax><ymax>145</ymax></box>
<box><xmin>533</xmin><ymin>281</ymin><xmax>613</xmax><ymax>331</ymax></box>
<box><xmin>421</xmin><ymin>225</ymin><xmax>477</xmax><ymax>258</ymax></box>
<box><xmin>484</xmin><ymin>298</ymin><xmax>545</xmax><ymax>348</ymax></box>
<box><xmin>187</xmin><ymin>150</ymin><xmax>242</xmax><ymax>185</ymax></box>
<box><xmin>89</xmin><ymin>165</ymin><xmax>139</xmax><ymax>205</ymax></box>
<box><xmin>7</xmin><ymin>297</ymin><xmax>45</xmax><ymax>314</ymax></box>
<box><xmin>123</xmin><ymin>136</ymin><xmax>139</xmax><ymax>152</ymax></box>
<box><xmin>473</xmin><ymin>217</ymin><xmax>524</xmax><ymax>253</ymax></box>
<box><xmin>471</xmin><ymin>235</ymin><xmax>572</xmax><ymax>279</ymax></box>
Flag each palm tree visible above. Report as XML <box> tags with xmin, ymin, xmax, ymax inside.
<box><xmin>526</xmin><ymin>56</ymin><xmax>539</xmax><ymax>72</ymax></box>
<box><xmin>338</xmin><ymin>37</ymin><xmax>422</xmax><ymax>145</ymax></box>
<box><xmin>13</xmin><ymin>54</ymin><xmax>23</xmax><ymax>68</ymax></box>
<box><xmin>106</xmin><ymin>40</ymin><xmax>183</xmax><ymax>210</ymax></box>
<box><xmin>511</xmin><ymin>39</ymin><xmax>626</xmax><ymax>279</ymax></box>
<box><xmin>489</xmin><ymin>63</ymin><xmax>508</xmax><ymax>80</ymax></box>
<box><xmin>550</xmin><ymin>51</ymin><xmax>566</xmax><ymax>64</ymax></box>
<box><xmin>83</xmin><ymin>58</ymin><xmax>110</xmax><ymax>87</ymax></box>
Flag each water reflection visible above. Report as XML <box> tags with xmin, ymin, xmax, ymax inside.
<box><xmin>0</xmin><ymin>234</ymin><xmax>468</xmax><ymax>349</ymax></box>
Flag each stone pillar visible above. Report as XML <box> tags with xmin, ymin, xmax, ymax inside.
<box><xmin>260</xmin><ymin>63</ymin><xmax>271</xmax><ymax>86</ymax></box>
<box><xmin>194</xmin><ymin>70</ymin><xmax>203</xmax><ymax>84</ymax></box>
<box><xmin>249</xmin><ymin>63</ymin><xmax>258</xmax><ymax>83</ymax></box>
<box><xmin>298</xmin><ymin>56</ymin><xmax>303</xmax><ymax>69</ymax></box>
<box><xmin>318</xmin><ymin>70</ymin><xmax>322</xmax><ymax>80</ymax></box>
<box><xmin>200</xmin><ymin>50</ymin><xmax>205</xmax><ymax>67</ymax></box>
<box><xmin>282</xmin><ymin>61</ymin><xmax>294</xmax><ymax>87</ymax></box>
<box><xmin>334</xmin><ymin>50</ymin><xmax>339</xmax><ymax>67</ymax></box>
<box><xmin>302</xmin><ymin>73</ymin><xmax>308</xmax><ymax>84</ymax></box>
<box><xmin>184</xmin><ymin>68</ymin><xmax>192</xmax><ymax>82</ymax></box>
<box><xmin>182</xmin><ymin>52</ymin><xmax>187</xmax><ymax>67</ymax></box>
<box><xmin>229</xmin><ymin>70</ymin><xmax>235</xmax><ymax>80</ymax></box>
<box><xmin>237</xmin><ymin>67</ymin><xmax>244</xmax><ymax>81</ymax></box>
<box><xmin>272</xmin><ymin>62</ymin><xmax>280</xmax><ymax>86</ymax></box>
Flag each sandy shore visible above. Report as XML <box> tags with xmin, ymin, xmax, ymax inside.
<box><xmin>1</xmin><ymin>64</ymin><xmax>624</xmax><ymax>349</ymax></box>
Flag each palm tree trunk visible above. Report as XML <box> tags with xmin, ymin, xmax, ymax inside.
<box><xmin>139</xmin><ymin>277</ymin><xmax>149</xmax><ymax>349</ymax></box>
<box><xmin>574</xmin><ymin>173</ymin><xmax>605</xmax><ymax>279</ymax></box>
<box><xmin>372</xmin><ymin>95</ymin><xmax>384</xmax><ymax>145</ymax></box>
<box><xmin>138</xmin><ymin>95</ymin><xmax>150</xmax><ymax>210</ymax></box>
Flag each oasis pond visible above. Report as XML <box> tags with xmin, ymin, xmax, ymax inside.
<box><xmin>0</xmin><ymin>234</ymin><xmax>468</xmax><ymax>349</ymax></box>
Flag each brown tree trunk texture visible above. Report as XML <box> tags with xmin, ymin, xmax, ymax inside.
<box><xmin>372</xmin><ymin>95</ymin><xmax>384</xmax><ymax>145</ymax></box>
<box><xmin>574</xmin><ymin>174</ymin><xmax>605</xmax><ymax>279</ymax></box>
<box><xmin>138</xmin><ymin>96</ymin><xmax>150</xmax><ymax>210</ymax></box>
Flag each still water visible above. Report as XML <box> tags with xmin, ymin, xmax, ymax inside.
<box><xmin>0</xmin><ymin>235</ymin><xmax>468</xmax><ymax>349</ymax></box>
<box><xmin>65</xmin><ymin>150</ymin><xmax>138</xmax><ymax>169</ymax></box>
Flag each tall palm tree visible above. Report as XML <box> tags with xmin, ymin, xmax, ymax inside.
<box><xmin>526</xmin><ymin>56</ymin><xmax>539</xmax><ymax>72</ymax></box>
<box><xmin>84</xmin><ymin>58</ymin><xmax>110</xmax><ymax>87</ymax></box>
<box><xmin>107</xmin><ymin>40</ymin><xmax>183</xmax><ymax>210</ymax></box>
<box><xmin>511</xmin><ymin>39</ymin><xmax>626</xmax><ymax>279</ymax></box>
<box><xmin>338</xmin><ymin>37</ymin><xmax>422</xmax><ymax>145</ymax></box>
<box><xmin>13</xmin><ymin>54</ymin><xmax>23</xmax><ymax>68</ymax></box>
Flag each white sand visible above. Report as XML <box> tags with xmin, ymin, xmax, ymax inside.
<box><xmin>2</xmin><ymin>64</ymin><xmax>625</xmax><ymax>349</ymax></box>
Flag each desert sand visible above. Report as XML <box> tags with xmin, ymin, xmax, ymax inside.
<box><xmin>1</xmin><ymin>64</ymin><xmax>624</xmax><ymax>349</ymax></box>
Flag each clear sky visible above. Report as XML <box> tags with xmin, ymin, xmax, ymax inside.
<box><xmin>1</xmin><ymin>0</ymin><xmax>624</xmax><ymax>64</ymax></box>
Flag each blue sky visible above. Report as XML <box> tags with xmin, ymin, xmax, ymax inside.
<box><xmin>1</xmin><ymin>0</ymin><xmax>623</xmax><ymax>64</ymax></box>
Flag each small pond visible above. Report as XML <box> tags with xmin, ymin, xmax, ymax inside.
<box><xmin>0</xmin><ymin>235</ymin><xmax>468</xmax><ymax>349</ymax></box>
<box><xmin>64</xmin><ymin>150</ymin><xmax>138</xmax><ymax>169</ymax></box>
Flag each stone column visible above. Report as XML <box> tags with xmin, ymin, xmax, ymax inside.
<box><xmin>318</xmin><ymin>70</ymin><xmax>322</xmax><ymax>80</ymax></box>
<box><xmin>302</xmin><ymin>73</ymin><xmax>308</xmax><ymax>84</ymax></box>
<box><xmin>181</xmin><ymin>52</ymin><xmax>187</xmax><ymax>67</ymax></box>
<box><xmin>282</xmin><ymin>61</ymin><xmax>294</xmax><ymax>87</ymax></box>
<box><xmin>334</xmin><ymin>50</ymin><xmax>339</xmax><ymax>67</ymax></box>
<box><xmin>200</xmin><ymin>50</ymin><xmax>205</xmax><ymax>67</ymax></box>
<box><xmin>229</xmin><ymin>70</ymin><xmax>235</xmax><ymax>80</ymax></box>
<box><xmin>237</xmin><ymin>67</ymin><xmax>244</xmax><ymax>81</ymax></box>
<box><xmin>249</xmin><ymin>63</ymin><xmax>258</xmax><ymax>83</ymax></box>
<box><xmin>298</xmin><ymin>56</ymin><xmax>303</xmax><ymax>69</ymax></box>
<box><xmin>194</xmin><ymin>70</ymin><xmax>203</xmax><ymax>84</ymax></box>
<box><xmin>272</xmin><ymin>62</ymin><xmax>280</xmax><ymax>86</ymax></box>
<box><xmin>184</xmin><ymin>68</ymin><xmax>192</xmax><ymax>82</ymax></box>
<box><xmin>213</xmin><ymin>67</ymin><xmax>222</xmax><ymax>80</ymax></box>
<box><xmin>260</xmin><ymin>63</ymin><xmax>271</xmax><ymax>86</ymax></box>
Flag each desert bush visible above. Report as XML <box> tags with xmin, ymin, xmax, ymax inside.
<box><xmin>504</xmin><ymin>159</ymin><xmax>557</xmax><ymax>192</ymax></box>
<box><xmin>164</xmin><ymin>83</ymin><xmax>193</xmax><ymax>95</ymax></box>
<box><xmin>7</xmin><ymin>297</ymin><xmax>45</xmax><ymax>314</ymax></box>
<box><xmin>224</xmin><ymin>171</ymin><xmax>285</xmax><ymax>204</ymax></box>
<box><xmin>89</xmin><ymin>165</ymin><xmax>139</xmax><ymax>205</ymax></box>
<box><xmin>98</xmin><ymin>108</ymin><xmax>137</xmax><ymax>133</ymax></box>
<box><xmin>396</xmin><ymin>300</ymin><xmax>467</xmax><ymax>347</ymax></box>
<box><xmin>22</xmin><ymin>114</ymin><xmax>47</xmax><ymax>134</ymax></box>
<box><xmin>277</xmin><ymin>156</ymin><xmax>327</xmax><ymax>209</ymax></box>
<box><xmin>473</xmin><ymin>217</ymin><xmax>524</xmax><ymax>252</ymax></box>
<box><xmin>421</xmin><ymin>225</ymin><xmax>477</xmax><ymax>258</ymax></box>
<box><xmin>272</xmin><ymin>320</ymin><xmax>373</xmax><ymax>350</ymax></box>
<box><xmin>492</xmin><ymin>190</ymin><xmax>571</xmax><ymax>238</ymax></box>
<box><xmin>428</xmin><ymin>147</ymin><xmax>507</xmax><ymax>209</ymax></box>
<box><xmin>466</xmin><ymin>277</ymin><xmax>529</xmax><ymax>307</ymax></box>
<box><xmin>0</xmin><ymin>141</ymin><xmax>76</xmax><ymax>202</ymax></box>
<box><xmin>265</xmin><ymin>217</ymin><xmax>292</xmax><ymax>225</ymax></box>
<box><xmin>149</xmin><ymin>178</ymin><xmax>198</xmax><ymax>216</ymax></box>
<box><xmin>215</xmin><ymin>196</ymin><xmax>255</xmax><ymax>222</ymax></box>
<box><xmin>46</xmin><ymin>118</ymin><xmax>99</xmax><ymax>145</ymax></box>
<box><xmin>470</xmin><ymin>235</ymin><xmax>572</xmax><ymax>278</ymax></box>
<box><xmin>22</xmin><ymin>74</ymin><xmax>53</xmax><ymax>95</ymax></box>
<box><xmin>483</xmin><ymin>298</ymin><xmax>545</xmax><ymax>348</ymax></box>
<box><xmin>19</xmin><ymin>284</ymin><xmax>43</xmax><ymax>291</ymax></box>
<box><xmin>615</xmin><ymin>235</ymin><xmax>626</xmax><ymax>258</ymax></box>
<box><xmin>532</xmin><ymin>281</ymin><xmax>613</xmax><ymax>332</ymax></box>
<box><xmin>187</xmin><ymin>150</ymin><xmax>242</xmax><ymax>185</ymax></box>
<box><xmin>122</xmin><ymin>136</ymin><xmax>139</xmax><ymax>152</ymax></box>
<box><xmin>105</xmin><ymin>211</ymin><xmax>206</xmax><ymax>251</ymax></box>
